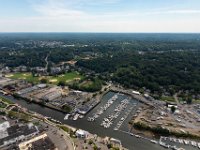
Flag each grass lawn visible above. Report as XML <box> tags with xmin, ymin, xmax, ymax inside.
<box><xmin>160</xmin><ymin>96</ymin><xmax>175</xmax><ymax>103</ymax></box>
<box><xmin>7</xmin><ymin>73</ymin><xmax>39</xmax><ymax>83</ymax></box>
<box><xmin>7</xmin><ymin>72</ymin><xmax>84</xmax><ymax>85</ymax></box>
<box><xmin>49</xmin><ymin>72</ymin><xmax>84</xmax><ymax>84</ymax></box>
<box><xmin>194</xmin><ymin>99</ymin><xmax>200</xmax><ymax>104</ymax></box>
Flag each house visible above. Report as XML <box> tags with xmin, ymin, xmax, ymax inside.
<box><xmin>50</xmin><ymin>67</ymin><xmax>62</xmax><ymax>74</ymax></box>
<box><xmin>13</xmin><ymin>66</ymin><xmax>27</xmax><ymax>72</ymax></box>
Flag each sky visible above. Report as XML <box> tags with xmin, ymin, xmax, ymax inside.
<box><xmin>0</xmin><ymin>0</ymin><xmax>200</xmax><ymax>32</ymax></box>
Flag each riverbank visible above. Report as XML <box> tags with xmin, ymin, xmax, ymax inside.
<box><xmin>13</xmin><ymin>93</ymin><xmax>69</xmax><ymax>113</ymax></box>
<box><xmin>133</xmin><ymin>121</ymin><xmax>200</xmax><ymax>140</ymax></box>
<box><xmin>0</xmin><ymin>92</ymin><xmax>167</xmax><ymax>150</ymax></box>
<box><xmin>110</xmin><ymin>87</ymin><xmax>154</xmax><ymax>107</ymax></box>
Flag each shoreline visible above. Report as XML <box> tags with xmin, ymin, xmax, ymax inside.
<box><xmin>13</xmin><ymin>94</ymin><xmax>67</xmax><ymax>113</ymax></box>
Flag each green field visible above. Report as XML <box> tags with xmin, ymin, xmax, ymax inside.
<box><xmin>160</xmin><ymin>96</ymin><xmax>175</xmax><ymax>103</ymax></box>
<box><xmin>6</xmin><ymin>73</ymin><xmax>39</xmax><ymax>83</ymax></box>
<box><xmin>7</xmin><ymin>72</ymin><xmax>84</xmax><ymax>85</ymax></box>
<box><xmin>48</xmin><ymin>72</ymin><xmax>84</xmax><ymax>84</ymax></box>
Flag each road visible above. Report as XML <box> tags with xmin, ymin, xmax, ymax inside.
<box><xmin>45</xmin><ymin>52</ymin><xmax>51</xmax><ymax>71</ymax></box>
<box><xmin>110</xmin><ymin>86</ymin><xmax>155</xmax><ymax>107</ymax></box>
<box><xmin>173</xmin><ymin>93</ymin><xmax>180</xmax><ymax>105</ymax></box>
<box><xmin>0</xmin><ymin>97</ymin><xmax>75</xmax><ymax>150</ymax></box>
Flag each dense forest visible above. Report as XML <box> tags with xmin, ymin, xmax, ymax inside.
<box><xmin>78</xmin><ymin>50</ymin><xmax>200</xmax><ymax>96</ymax></box>
<box><xmin>0</xmin><ymin>48</ymin><xmax>74</xmax><ymax>67</ymax></box>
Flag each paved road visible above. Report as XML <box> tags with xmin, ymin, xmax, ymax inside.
<box><xmin>1</xmin><ymin>96</ymin><xmax>75</xmax><ymax>150</ymax></box>
<box><xmin>110</xmin><ymin>86</ymin><xmax>154</xmax><ymax>107</ymax></box>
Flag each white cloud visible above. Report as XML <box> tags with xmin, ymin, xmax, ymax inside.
<box><xmin>0</xmin><ymin>0</ymin><xmax>200</xmax><ymax>32</ymax></box>
<box><xmin>31</xmin><ymin>0</ymin><xmax>86</xmax><ymax>17</ymax></box>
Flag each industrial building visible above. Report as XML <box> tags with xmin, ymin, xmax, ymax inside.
<box><xmin>0</xmin><ymin>122</ymin><xmax>39</xmax><ymax>148</ymax></box>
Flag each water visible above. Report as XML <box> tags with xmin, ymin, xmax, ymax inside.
<box><xmin>1</xmin><ymin>92</ymin><xmax>167</xmax><ymax>150</ymax></box>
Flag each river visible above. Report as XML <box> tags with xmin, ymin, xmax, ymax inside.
<box><xmin>1</xmin><ymin>92</ymin><xmax>167</xmax><ymax>150</ymax></box>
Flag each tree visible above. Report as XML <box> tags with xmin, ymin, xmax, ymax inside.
<box><xmin>40</xmin><ymin>78</ymin><xmax>47</xmax><ymax>83</ymax></box>
<box><xmin>186</xmin><ymin>97</ymin><xmax>192</xmax><ymax>104</ymax></box>
<box><xmin>62</xmin><ymin>105</ymin><xmax>72</xmax><ymax>113</ymax></box>
<box><xmin>58</xmin><ymin>81</ymin><xmax>65</xmax><ymax>86</ymax></box>
<box><xmin>88</xmin><ymin>140</ymin><xmax>93</xmax><ymax>145</ymax></box>
<box><xmin>93</xmin><ymin>145</ymin><xmax>98</xmax><ymax>150</ymax></box>
<box><xmin>107</xmin><ymin>144</ymin><xmax>112</xmax><ymax>149</ymax></box>
<box><xmin>171</xmin><ymin>106</ymin><xmax>176</xmax><ymax>113</ymax></box>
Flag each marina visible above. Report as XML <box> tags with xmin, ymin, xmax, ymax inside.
<box><xmin>100</xmin><ymin>99</ymin><xmax>129</xmax><ymax>129</ymax></box>
<box><xmin>1</xmin><ymin>92</ymin><xmax>199</xmax><ymax>150</ymax></box>
<box><xmin>114</xmin><ymin>105</ymin><xmax>134</xmax><ymax>130</ymax></box>
<box><xmin>87</xmin><ymin>94</ymin><xmax>118</xmax><ymax>122</ymax></box>
<box><xmin>160</xmin><ymin>136</ymin><xmax>200</xmax><ymax>150</ymax></box>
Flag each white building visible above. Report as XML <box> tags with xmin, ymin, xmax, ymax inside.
<box><xmin>132</xmin><ymin>90</ymin><xmax>141</xmax><ymax>95</ymax></box>
<box><xmin>75</xmin><ymin>129</ymin><xmax>89</xmax><ymax>138</ymax></box>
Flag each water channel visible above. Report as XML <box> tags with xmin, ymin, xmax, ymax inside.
<box><xmin>0</xmin><ymin>92</ymin><xmax>177</xmax><ymax>150</ymax></box>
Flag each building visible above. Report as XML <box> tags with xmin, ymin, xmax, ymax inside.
<box><xmin>1</xmin><ymin>67</ymin><xmax>11</xmax><ymax>74</ymax></box>
<box><xmin>75</xmin><ymin>129</ymin><xmax>89</xmax><ymax>138</ymax></box>
<box><xmin>17</xmin><ymin>86</ymin><xmax>39</xmax><ymax>95</ymax></box>
<box><xmin>132</xmin><ymin>90</ymin><xmax>141</xmax><ymax>95</ymax></box>
<box><xmin>50</xmin><ymin>67</ymin><xmax>62</xmax><ymax>74</ymax></box>
<box><xmin>18</xmin><ymin>133</ymin><xmax>56</xmax><ymax>150</ymax></box>
<box><xmin>37</xmin><ymin>84</ymin><xmax>47</xmax><ymax>89</ymax></box>
<box><xmin>0</xmin><ymin>123</ymin><xmax>39</xmax><ymax>148</ymax></box>
<box><xmin>42</xmin><ymin>91</ymin><xmax>62</xmax><ymax>101</ymax></box>
<box><xmin>0</xmin><ymin>77</ymin><xmax>17</xmax><ymax>88</ymax></box>
<box><xmin>17</xmin><ymin>84</ymin><xmax>46</xmax><ymax>95</ymax></box>
<box><xmin>13</xmin><ymin>66</ymin><xmax>27</xmax><ymax>72</ymax></box>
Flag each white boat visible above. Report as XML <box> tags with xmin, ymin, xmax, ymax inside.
<box><xmin>135</xmin><ymin>135</ymin><xmax>141</xmax><ymax>138</ymax></box>
<box><xmin>179</xmin><ymin>139</ymin><xmax>183</xmax><ymax>144</ymax></box>
<box><xmin>150</xmin><ymin>140</ymin><xmax>158</xmax><ymax>144</ymax></box>
<box><xmin>130</xmin><ymin>133</ymin><xmax>134</xmax><ymax>136</ymax></box>
<box><xmin>193</xmin><ymin>141</ymin><xmax>197</xmax><ymax>147</ymax></box>
<box><xmin>64</xmin><ymin>114</ymin><xmax>70</xmax><ymax>120</ymax></box>
<box><xmin>79</xmin><ymin>115</ymin><xmax>84</xmax><ymax>119</ymax></box>
<box><xmin>73</xmin><ymin>114</ymin><xmax>79</xmax><ymax>121</ymax></box>
<box><xmin>114</xmin><ymin>127</ymin><xmax>118</xmax><ymax>131</ymax></box>
<box><xmin>198</xmin><ymin>143</ymin><xmax>200</xmax><ymax>148</ymax></box>
<box><xmin>173</xmin><ymin>138</ymin><xmax>177</xmax><ymax>143</ymax></box>
<box><xmin>120</xmin><ymin>117</ymin><xmax>124</xmax><ymax>121</ymax></box>
<box><xmin>191</xmin><ymin>141</ymin><xmax>197</xmax><ymax>147</ymax></box>
<box><xmin>183</xmin><ymin>140</ymin><xmax>189</xmax><ymax>145</ymax></box>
